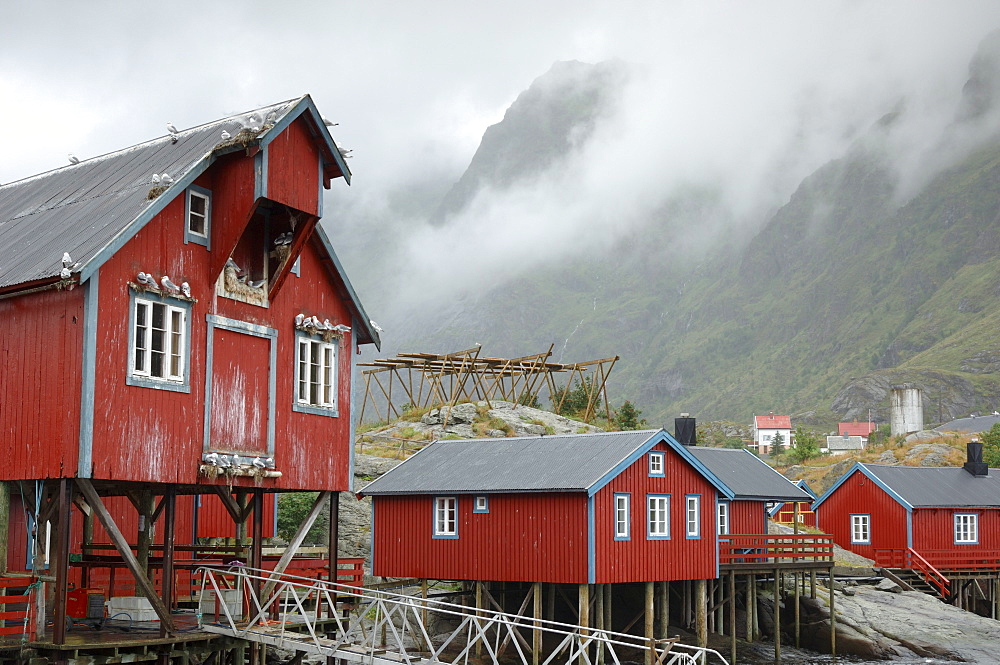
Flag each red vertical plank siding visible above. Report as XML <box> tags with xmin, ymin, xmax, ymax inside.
<box><xmin>816</xmin><ymin>469</ymin><xmax>908</xmax><ymax>559</ymax></box>
<box><xmin>208</xmin><ymin>330</ymin><xmax>270</xmax><ymax>454</ymax></box>
<box><xmin>0</xmin><ymin>288</ymin><xmax>84</xmax><ymax>480</ymax></box>
<box><xmin>911</xmin><ymin>508</ymin><xmax>1000</xmax><ymax>553</ymax></box>
<box><xmin>85</xmin><ymin>122</ymin><xmax>355</xmax><ymax>492</ymax></box>
<box><xmin>267</xmin><ymin>118</ymin><xmax>320</xmax><ymax>216</ymax></box>
<box><xmin>595</xmin><ymin>443</ymin><xmax>717</xmax><ymax>583</ymax></box>
<box><xmin>373</xmin><ymin>493</ymin><xmax>589</xmax><ymax>583</ymax></box>
<box><xmin>729</xmin><ymin>501</ymin><xmax>767</xmax><ymax>535</ymax></box>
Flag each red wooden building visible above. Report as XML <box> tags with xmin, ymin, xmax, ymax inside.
<box><xmin>813</xmin><ymin>442</ymin><xmax>1000</xmax><ymax>599</ymax></box>
<box><xmin>360</xmin><ymin>429</ymin><xmax>813</xmax><ymax>584</ymax></box>
<box><xmin>0</xmin><ymin>95</ymin><xmax>379</xmax><ymax>642</ymax></box>
<box><xmin>768</xmin><ymin>479</ymin><xmax>818</xmax><ymax>528</ymax></box>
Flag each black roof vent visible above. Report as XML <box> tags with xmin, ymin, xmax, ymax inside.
<box><xmin>674</xmin><ymin>414</ymin><xmax>697</xmax><ymax>446</ymax></box>
<box><xmin>964</xmin><ymin>439</ymin><xmax>989</xmax><ymax>477</ymax></box>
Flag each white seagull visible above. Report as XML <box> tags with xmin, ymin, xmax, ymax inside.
<box><xmin>332</xmin><ymin>324</ymin><xmax>351</xmax><ymax>333</ymax></box>
<box><xmin>323</xmin><ymin>318</ymin><xmax>334</xmax><ymax>330</ymax></box>
<box><xmin>249</xmin><ymin>279</ymin><xmax>266</xmax><ymax>289</ymax></box>
<box><xmin>160</xmin><ymin>275</ymin><xmax>181</xmax><ymax>294</ymax></box>
<box><xmin>265</xmin><ymin>458</ymin><xmax>275</xmax><ymax>468</ymax></box>
<box><xmin>60</xmin><ymin>267</ymin><xmax>72</xmax><ymax>279</ymax></box>
<box><xmin>161</xmin><ymin>173</ymin><xmax>174</xmax><ymax>185</ymax></box>
<box><xmin>322</xmin><ymin>117</ymin><xmax>338</xmax><ymax>127</ymax></box>
<box><xmin>221</xmin><ymin>130</ymin><xmax>231</xmax><ymax>140</ymax></box>
<box><xmin>137</xmin><ymin>272</ymin><xmax>159</xmax><ymax>289</ymax></box>
<box><xmin>68</xmin><ymin>153</ymin><xmax>80</xmax><ymax>164</ymax></box>
<box><xmin>294</xmin><ymin>313</ymin><xmax>305</xmax><ymax>327</ymax></box>
<box><xmin>370</xmin><ymin>319</ymin><xmax>384</xmax><ymax>333</ymax></box>
<box><xmin>151</xmin><ymin>174</ymin><xmax>161</xmax><ymax>185</ymax></box>
<box><xmin>62</xmin><ymin>252</ymin><xmax>80</xmax><ymax>269</ymax></box>
<box><xmin>180</xmin><ymin>282</ymin><xmax>191</xmax><ymax>298</ymax></box>
<box><xmin>252</xmin><ymin>457</ymin><xmax>266</xmax><ymax>468</ymax></box>
<box><xmin>166</xmin><ymin>122</ymin><xmax>178</xmax><ymax>134</ymax></box>
<box><xmin>205</xmin><ymin>452</ymin><xmax>220</xmax><ymax>466</ymax></box>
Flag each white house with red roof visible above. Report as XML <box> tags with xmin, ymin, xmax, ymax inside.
<box><xmin>838</xmin><ymin>420</ymin><xmax>876</xmax><ymax>440</ymax></box>
<box><xmin>752</xmin><ymin>412</ymin><xmax>792</xmax><ymax>455</ymax></box>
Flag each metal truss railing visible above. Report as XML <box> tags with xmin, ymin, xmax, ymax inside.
<box><xmin>196</xmin><ymin>567</ymin><xmax>728</xmax><ymax>665</ymax></box>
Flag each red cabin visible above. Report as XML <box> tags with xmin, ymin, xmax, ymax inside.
<box><xmin>814</xmin><ymin>443</ymin><xmax>1000</xmax><ymax>596</ymax></box>
<box><xmin>768</xmin><ymin>479</ymin><xmax>818</xmax><ymax>528</ymax></box>
<box><xmin>0</xmin><ymin>95</ymin><xmax>378</xmax><ymax>637</ymax></box>
<box><xmin>360</xmin><ymin>430</ymin><xmax>813</xmax><ymax>584</ymax></box>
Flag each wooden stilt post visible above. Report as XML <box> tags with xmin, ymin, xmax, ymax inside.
<box><xmin>752</xmin><ymin>575</ymin><xmax>759</xmax><ymax>641</ymax></box>
<box><xmin>52</xmin><ymin>479</ymin><xmax>71</xmax><ymax>645</ymax></box>
<box><xmin>745</xmin><ymin>575</ymin><xmax>753</xmax><ymax>643</ymax></box>
<box><xmin>161</xmin><ymin>487</ymin><xmax>177</xmax><ymax>640</ymax></box>
<box><xmin>595</xmin><ymin>583</ymin><xmax>605</xmax><ymax>665</ymax></box>
<box><xmin>716</xmin><ymin>578</ymin><xmax>724</xmax><ymax>635</ymax></box>
<box><xmin>707</xmin><ymin>580</ymin><xmax>714</xmax><ymax>634</ymax></box>
<box><xmin>327</xmin><ymin>491</ymin><xmax>339</xmax><ymax>624</ymax></box>
<box><xmin>603</xmin><ymin>583</ymin><xmax>612</xmax><ymax>634</ymax></box>
<box><xmin>794</xmin><ymin>571</ymin><xmax>800</xmax><ymax>648</ymax></box>
<box><xmin>774</xmin><ymin>569</ymin><xmax>781</xmax><ymax>662</ymax></box>
<box><xmin>580</xmin><ymin>583</ymin><xmax>591</xmax><ymax>665</ymax></box>
<box><xmin>136</xmin><ymin>489</ymin><xmax>154</xmax><ymax>591</ymax></box>
<box><xmin>829</xmin><ymin>570</ymin><xmax>836</xmax><ymax>656</ymax></box>
<box><xmin>476</xmin><ymin>582</ymin><xmax>484</xmax><ymax>658</ymax></box>
<box><xmin>533</xmin><ymin>581</ymin><xmax>543</xmax><ymax>665</ymax></box>
<box><xmin>546</xmin><ymin>583</ymin><xmax>556</xmax><ymax>622</ymax></box>
<box><xmin>644</xmin><ymin>581</ymin><xmax>654</xmax><ymax>665</ymax></box>
<box><xmin>695</xmin><ymin>579</ymin><xmax>707</xmax><ymax>648</ymax></box>
<box><xmin>729</xmin><ymin>571</ymin><xmax>736</xmax><ymax>665</ymax></box>
<box><xmin>657</xmin><ymin>581</ymin><xmax>668</xmax><ymax>638</ymax></box>
<box><xmin>810</xmin><ymin>570</ymin><xmax>816</xmax><ymax>599</ymax></box>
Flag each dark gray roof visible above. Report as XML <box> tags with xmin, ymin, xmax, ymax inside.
<box><xmin>937</xmin><ymin>414</ymin><xmax>1000</xmax><ymax>434</ymax></box>
<box><xmin>860</xmin><ymin>463</ymin><xmax>1000</xmax><ymax>508</ymax></box>
<box><xmin>685</xmin><ymin>447</ymin><xmax>812</xmax><ymax>502</ymax></box>
<box><xmin>360</xmin><ymin>429</ymin><xmax>665</xmax><ymax>495</ymax></box>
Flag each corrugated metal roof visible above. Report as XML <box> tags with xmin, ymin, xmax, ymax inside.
<box><xmin>861</xmin><ymin>463</ymin><xmax>1000</xmax><ymax>508</ymax></box>
<box><xmin>360</xmin><ymin>429</ymin><xmax>661</xmax><ymax>495</ymax></box>
<box><xmin>685</xmin><ymin>447</ymin><xmax>812</xmax><ymax>501</ymax></box>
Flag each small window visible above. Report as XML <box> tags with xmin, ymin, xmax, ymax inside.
<box><xmin>648</xmin><ymin>452</ymin><xmax>665</xmax><ymax>476</ymax></box>
<box><xmin>955</xmin><ymin>513</ymin><xmax>978</xmax><ymax>544</ymax></box>
<box><xmin>850</xmin><ymin>514</ymin><xmax>870</xmax><ymax>544</ymax></box>
<box><xmin>686</xmin><ymin>495</ymin><xmax>701</xmax><ymax>539</ymax></box>
<box><xmin>717</xmin><ymin>502</ymin><xmax>729</xmax><ymax>536</ymax></box>
<box><xmin>128</xmin><ymin>293</ymin><xmax>190</xmax><ymax>392</ymax></box>
<box><xmin>762</xmin><ymin>434</ymin><xmax>772</xmax><ymax>442</ymax></box>
<box><xmin>474</xmin><ymin>496</ymin><xmax>489</xmax><ymax>513</ymax></box>
<box><xmin>434</xmin><ymin>497</ymin><xmax>458</xmax><ymax>538</ymax></box>
<box><xmin>185</xmin><ymin>187</ymin><xmax>211</xmax><ymax>247</ymax></box>
<box><xmin>647</xmin><ymin>494</ymin><xmax>670</xmax><ymax>539</ymax></box>
<box><xmin>293</xmin><ymin>332</ymin><xmax>338</xmax><ymax>416</ymax></box>
<box><xmin>614</xmin><ymin>493</ymin><xmax>630</xmax><ymax>540</ymax></box>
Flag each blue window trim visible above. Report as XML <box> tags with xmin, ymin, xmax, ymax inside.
<box><xmin>290</xmin><ymin>255</ymin><xmax>301</xmax><ymax>277</ymax></box>
<box><xmin>850</xmin><ymin>513</ymin><xmax>871</xmax><ymax>544</ymax></box>
<box><xmin>433</xmin><ymin>496</ymin><xmax>459</xmax><ymax>539</ymax></box>
<box><xmin>614</xmin><ymin>493</ymin><xmax>631</xmax><ymax>541</ymax></box>
<box><xmin>685</xmin><ymin>494</ymin><xmax>701</xmax><ymax>539</ymax></box>
<box><xmin>648</xmin><ymin>451</ymin><xmax>665</xmax><ymax>477</ymax></box>
<box><xmin>646</xmin><ymin>493</ymin><xmax>671</xmax><ymax>540</ymax></box>
<box><xmin>126</xmin><ymin>288</ymin><xmax>192</xmax><ymax>393</ymax></box>
<box><xmin>954</xmin><ymin>512</ymin><xmax>979</xmax><ymax>545</ymax></box>
<box><xmin>473</xmin><ymin>495</ymin><xmax>489</xmax><ymax>513</ymax></box>
<box><xmin>184</xmin><ymin>185</ymin><xmax>211</xmax><ymax>248</ymax></box>
<box><xmin>292</xmin><ymin>329</ymin><xmax>340</xmax><ymax>418</ymax></box>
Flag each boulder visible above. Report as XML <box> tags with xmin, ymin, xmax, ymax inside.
<box><xmin>874</xmin><ymin>578</ymin><xmax>901</xmax><ymax>593</ymax></box>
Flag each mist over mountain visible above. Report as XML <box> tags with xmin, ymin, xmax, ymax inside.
<box><xmin>333</xmin><ymin>30</ymin><xmax>1000</xmax><ymax>427</ymax></box>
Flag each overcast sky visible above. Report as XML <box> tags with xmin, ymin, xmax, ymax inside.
<box><xmin>3</xmin><ymin>2</ymin><xmax>1000</xmax><ymax>325</ymax></box>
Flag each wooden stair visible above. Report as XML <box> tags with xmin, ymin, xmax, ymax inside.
<box><xmin>878</xmin><ymin>567</ymin><xmax>949</xmax><ymax>600</ymax></box>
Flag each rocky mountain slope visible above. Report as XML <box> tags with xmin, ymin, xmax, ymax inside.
<box><xmin>337</xmin><ymin>32</ymin><xmax>1000</xmax><ymax>428</ymax></box>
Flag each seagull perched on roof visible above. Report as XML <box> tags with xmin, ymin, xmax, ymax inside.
<box><xmin>137</xmin><ymin>272</ymin><xmax>159</xmax><ymax>289</ymax></box>
<box><xmin>60</xmin><ymin>267</ymin><xmax>71</xmax><ymax>279</ymax></box>
<box><xmin>322</xmin><ymin>117</ymin><xmax>338</xmax><ymax>127</ymax></box>
<box><xmin>180</xmin><ymin>281</ymin><xmax>191</xmax><ymax>298</ymax></box>
<box><xmin>221</xmin><ymin>130</ymin><xmax>231</xmax><ymax>141</ymax></box>
<box><xmin>160</xmin><ymin>275</ymin><xmax>180</xmax><ymax>294</ymax></box>
<box><xmin>370</xmin><ymin>319</ymin><xmax>384</xmax><ymax>333</ymax></box>
<box><xmin>166</xmin><ymin>122</ymin><xmax>179</xmax><ymax>143</ymax></box>
<box><xmin>265</xmin><ymin>111</ymin><xmax>277</xmax><ymax>125</ymax></box>
<box><xmin>151</xmin><ymin>174</ymin><xmax>160</xmax><ymax>185</ymax></box>
<box><xmin>161</xmin><ymin>173</ymin><xmax>174</xmax><ymax>185</ymax></box>
<box><xmin>205</xmin><ymin>452</ymin><xmax>220</xmax><ymax>466</ymax></box>
<box><xmin>252</xmin><ymin>457</ymin><xmax>266</xmax><ymax>468</ymax></box>
<box><xmin>62</xmin><ymin>252</ymin><xmax>80</xmax><ymax>270</ymax></box>
<box><xmin>294</xmin><ymin>313</ymin><xmax>305</xmax><ymax>327</ymax></box>
<box><xmin>68</xmin><ymin>153</ymin><xmax>80</xmax><ymax>165</ymax></box>
<box><xmin>332</xmin><ymin>324</ymin><xmax>351</xmax><ymax>333</ymax></box>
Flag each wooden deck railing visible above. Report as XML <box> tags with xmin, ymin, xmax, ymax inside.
<box><xmin>719</xmin><ymin>534</ymin><xmax>834</xmax><ymax>565</ymax></box>
<box><xmin>873</xmin><ymin>548</ymin><xmax>952</xmax><ymax>597</ymax></box>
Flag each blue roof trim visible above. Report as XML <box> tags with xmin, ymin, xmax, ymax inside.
<box><xmin>259</xmin><ymin>95</ymin><xmax>352</xmax><ymax>186</ymax></box>
<box><xmin>587</xmin><ymin>495</ymin><xmax>596</xmax><ymax>584</ymax></box>
<box><xmin>812</xmin><ymin>463</ymin><xmax>915</xmax><ymax>512</ymax></box>
<box><xmin>78</xmin><ymin>153</ymin><xmax>214</xmax><ymax>284</ymax></box>
<box><xmin>586</xmin><ymin>430</ymin><xmax>734</xmax><ymax>499</ymax></box>
<box><xmin>312</xmin><ymin>223</ymin><xmax>380</xmax><ymax>349</ymax></box>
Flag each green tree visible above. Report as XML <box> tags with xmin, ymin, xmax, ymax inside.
<box><xmin>786</xmin><ymin>426</ymin><xmax>821</xmax><ymax>464</ymax></box>
<box><xmin>553</xmin><ymin>377</ymin><xmax>602</xmax><ymax>418</ymax></box>
<box><xmin>612</xmin><ymin>400</ymin><xmax>648</xmax><ymax>431</ymax></box>
<box><xmin>277</xmin><ymin>492</ymin><xmax>330</xmax><ymax>544</ymax></box>
<box><xmin>981</xmin><ymin>423</ymin><xmax>1000</xmax><ymax>467</ymax></box>
<box><xmin>723</xmin><ymin>438</ymin><xmax>746</xmax><ymax>449</ymax></box>
<box><xmin>770</xmin><ymin>431</ymin><xmax>785</xmax><ymax>457</ymax></box>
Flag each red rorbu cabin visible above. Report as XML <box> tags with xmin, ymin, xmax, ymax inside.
<box><xmin>768</xmin><ymin>480</ymin><xmax>818</xmax><ymax>527</ymax></box>
<box><xmin>0</xmin><ymin>95</ymin><xmax>379</xmax><ymax>641</ymax></box>
<box><xmin>813</xmin><ymin>442</ymin><xmax>1000</xmax><ymax>600</ymax></box>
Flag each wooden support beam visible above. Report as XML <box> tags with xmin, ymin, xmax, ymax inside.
<box><xmin>729</xmin><ymin>571</ymin><xmax>736</xmax><ymax>665</ymax></box>
<box><xmin>774</xmin><ymin>569</ymin><xmax>781</xmax><ymax>662</ymax></box>
<box><xmin>262</xmin><ymin>492</ymin><xmax>331</xmax><ymax>601</ymax></box>
<box><xmin>644</xmin><ymin>581</ymin><xmax>654</xmax><ymax>665</ymax></box>
<box><xmin>829</xmin><ymin>570</ymin><xmax>836</xmax><ymax>656</ymax></box>
<box><xmin>579</xmin><ymin>583</ymin><xmax>590</xmax><ymax>665</ymax></box>
<box><xmin>794</xmin><ymin>571</ymin><xmax>801</xmax><ymax>648</ymax></box>
<box><xmin>657</xmin><ymin>581</ymin><xmax>668</xmax><ymax>638</ymax></box>
<box><xmin>695</xmin><ymin>579</ymin><xmax>707</xmax><ymax>648</ymax></box>
<box><xmin>533</xmin><ymin>582</ymin><xmax>542</xmax><ymax>665</ymax></box>
<box><xmin>76</xmin><ymin>479</ymin><xmax>176</xmax><ymax>633</ymax></box>
<box><xmin>160</xmin><ymin>487</ymin><xmax>176</xmax><ymax>639</ymax></box>
<box><xmin>52</xmin><ymin>479</ymin><xmax>71</xmax><ymax>645</ymax></box>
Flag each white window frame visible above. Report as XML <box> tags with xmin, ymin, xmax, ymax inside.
<box><xmin>954</xmin><ymin>513</ymin><xmax>978</xmax><ymax>544</ymax></box>
<box><xmin>293</xmin><ymin>333</ymin><xmax>338</xmax><ymax>416</ymax></box>
<box><xmin>129</xmin><ymin>295</ymin><xmax>189</xmax><ymax>391</ymax></box>
<box><xmin>717</xmin><ymin>501</ymin><xmax>729</xmax><ymax>536</ymax></box>
<box><xmin>647</xmin><ymin>494</ymin><xmax>670</xmax><ymax>539</ymax></box>
<box><xmin>648</xmin><ymin>452</ymin><xmax>665</xmax><ymax>476</ymax></box>
<box><xmin>614</xmin><ymin>493</ymin><xmax>630</xmax><ymax>540</ymax></box>
<box><xmin>850</xmin><ymin>514</ymin><xmax>870</xmax><ymax>544</ymax></box>
<box><xmin>185</xmin><ymin>187</ymin><xmax>211</xmax><ymax>247</ymax></box>
<box><xmin>474</xmin><ymin>495</ymin><xmax>489</xmax><ymax>513</ymax></box>
<box><xmin>434</xmin><ymin>497</ymin><xmax>458</xmax><ymax>538</ymax></box>
<box><xmin>686</xmin><ymin>495</ymin><xmax>701</xmax><ymax>539</ymax></box>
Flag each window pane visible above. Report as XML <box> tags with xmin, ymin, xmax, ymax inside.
<box><xmin>169</xmin><ymin>309</ymin><xmax>183</xmax><ymax>378</ymax></box>
<box><xmin>134</xmin><ymin>301</ymin><xmax>148</xmax><ymax>373</ymax></box>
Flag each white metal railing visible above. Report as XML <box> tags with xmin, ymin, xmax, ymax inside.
<box><xmin>196</xmin><ymin>566</ymin><xmax>729</xmax><ymax>665</ymax></box>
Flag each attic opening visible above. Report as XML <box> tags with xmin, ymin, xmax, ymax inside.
<box><xmin>217</xmin><ymin>201</ymin><xmax>304</xmax><ymax>306</ymax></box>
